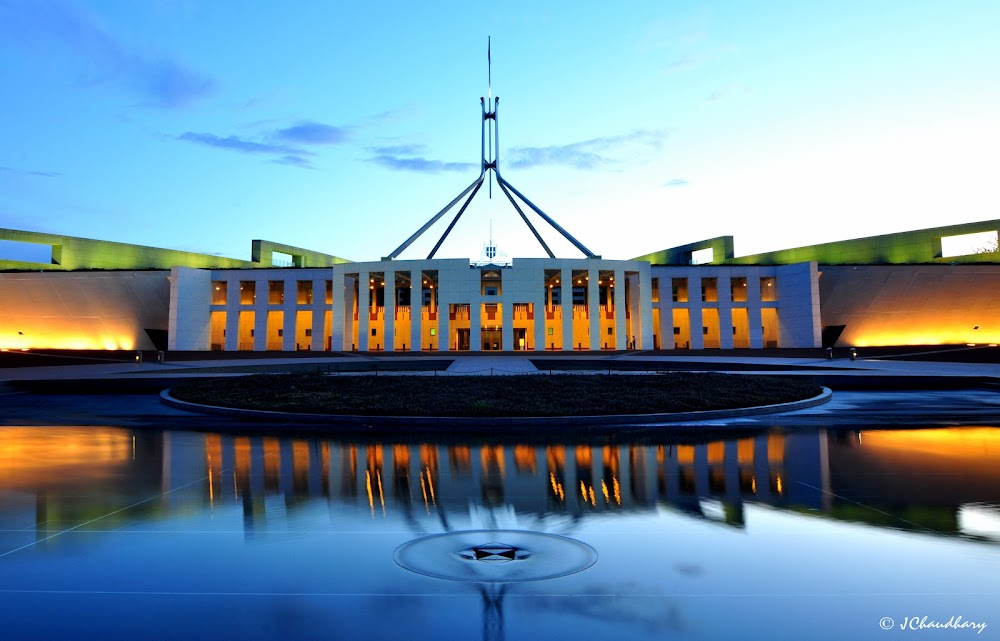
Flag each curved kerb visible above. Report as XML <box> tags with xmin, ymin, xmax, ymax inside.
<box><xmin>159</xmin><ymin>387</ymin><xmax>832</xmax><ymax>429</ymax></box>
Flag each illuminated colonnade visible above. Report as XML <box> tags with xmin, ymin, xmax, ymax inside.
<box><xmin>164</xmin><ymin>260</ymin><xmax>824</xmax><ymax>352</ymax></box>
<box><xmin>329</xmin><ymin>258</ymin><xmax>654</xmax><ymax>352</ymax></box>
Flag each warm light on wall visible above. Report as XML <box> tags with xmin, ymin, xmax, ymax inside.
<box><xmin>851</xmin><ymin>327</ymin><xmax>1000</xmax><ymax>347</ymax></box>
<box><xmin>0</xmin><ymin>332</ymin><xmax>136</xmax><ymax>350</ymax></box>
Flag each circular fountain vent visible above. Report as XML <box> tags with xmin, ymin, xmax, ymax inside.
<box><xmin>394</xmin><ymin>530</ymin><xmax>597</xmax><ymax>582</ymax></box>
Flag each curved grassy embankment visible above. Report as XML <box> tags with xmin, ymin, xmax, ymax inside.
<box><xmin>169</xmin><ymin>372</ymin><xmax>822</xmax><ymax>418</ymax></box>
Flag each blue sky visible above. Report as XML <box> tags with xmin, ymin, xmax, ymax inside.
<box><xmin>1</xmin><ymin>0</ymin><xmax>998</xmax><ymax>263</ymax></box>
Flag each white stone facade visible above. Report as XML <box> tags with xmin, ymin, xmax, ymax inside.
<box><xmin>61</xmin><ymin>260</ymin><xmax>822</xmax><ymax>353</ymax></box>
<box><xmin>649</xmin><ymin>262</ymin><xmax>821</xmax><ymax>350</ymax></box>
<box><xmin>330</xmin><ymin>258</ymin><xmax>654</xmax><ymax>352</ymax></box>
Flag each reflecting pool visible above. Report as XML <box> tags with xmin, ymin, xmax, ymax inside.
<box><xmin>1</xmin><ymin>426</ymin><xmax>998</xmax><ymax>640</ymax></box>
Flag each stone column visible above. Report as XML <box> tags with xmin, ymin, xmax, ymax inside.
<box><xmin>282</xmin><ymin>277</ymin><xmax>296</xmax><ymax>352</ymax></box>
<box><xmin>383</xmin><ymin>270</ymin><xmax>396</xmax><ymax>351</ymax></box>
<box><xmin>357</xmin><ymin>270</ymin><xmax>370</xmax><ymax>351</ymax></box>
<box><xmin>253</xmin><ymin>278</ymin><xmax>267</xmax><ymax>351</ymax></box>
<box><xmin>588</xmin><ymin>266</ymin><xmax>600</xmax><ymax>350</ymax></box>
<box><xmin>225</xmin><ymin>274</ymin><xmax>239</xmax><ymax>351</ymax></box>
<box><xmin>613</xmin><ymin>268</ymin><xmax>626</xmax><ymax>349</ymax></box>
<box><xmin>312</xmin><ymin>277</ymin><xmax>325</xmax><ymax>351</ymax></box>
<box><xmin>561</xmin><ymin>267</ymin><xmax>574</xmax><ymax>351</ymax></box>
<box><xmin>411</xmin><ymin>269</ymin><xmax>422</xmax><ymax>351</ymax></box>
<box><xmin>533</xmin><ymin>271</ymin><xmax>547</xmax><ymax>352</ymax></box>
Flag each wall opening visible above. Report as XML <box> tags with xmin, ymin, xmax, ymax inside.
<box><xmin>0</xmin><ymin>239</ymin><xmax>53</xmax><ymax>264</ymax></box>
<box><xmin>691</xmin><ymin>248</ymin><xmax>714</xmax><ymax>265</ymax></box>
<box><xmin>940</xmin><ymin>231</ymin><xmax>999</xmax><ymax>257</ymax></box>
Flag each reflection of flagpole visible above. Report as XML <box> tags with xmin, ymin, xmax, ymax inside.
<box><xmin>480</xmin><ymin>583</ymin><xmax>506</xmax><ymax>641</ymax></box>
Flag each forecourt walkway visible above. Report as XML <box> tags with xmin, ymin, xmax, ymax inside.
<box><xmin>2</xmin><ymin>349</ymin><xmax>1000</xmax><ymax>430</ymax></box>
<box><xmin>2</xmin><ymin>348</ymin><xmax>1000</xmax><ymax>384</ymax></box>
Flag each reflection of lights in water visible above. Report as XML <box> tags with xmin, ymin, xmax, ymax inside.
<box><xmin>366</xmin><ymin>471</ymin><xmax>374</xmax><ymax>517</ymax></box>
<box><xmin>699</xmin><ymin>499</ymin><xmax>726</xmax><ymax>521</ymax></box>
<box><xmin>958</xmin><ymin>504</ymin><xmax>1000</xmax><ymax>541</ymax></box>
<box><xmin>0</xmin><ymin>427</ymin><xmax>132</xmax><ymax>490</ymax></box>
<box><xmin>425</xmin><ymin>467</ymin><xmax>436</xmax><ymax>504</ymax></box>
<box><xmin>208</xmin><ymin>464</ymin><xmax>214</xmax><ymax>505</ymax></box>
<box><xmin>776</xmin><ymin>475</ymin><xmax>783</xmax><ymax>495</ymax></box>
<box><xmin>365</xmin><ymin>470</ymin><xmax>386</xmax><ymax>517</ymax></box>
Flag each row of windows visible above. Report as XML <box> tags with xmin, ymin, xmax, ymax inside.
<box><xmin>664</xmin><ymin>276</ymin><xmax>776</xmax><ymax>303</ymax></box>
<box><xmin>213</xmin><ymin>280</ymin><xmax>333</xmax><ymax>306</ymax></box>
<box><xmin>214</xmin><ymin>275</ymin><xmax>776</xmax><ymax>307</ymax></box>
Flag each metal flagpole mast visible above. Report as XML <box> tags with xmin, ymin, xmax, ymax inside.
<box><xmin>386</xmin><ymin>38</ymin><xmax>598</xmax><ymax>260</ymax></box>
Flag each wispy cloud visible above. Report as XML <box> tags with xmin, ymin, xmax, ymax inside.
<box><xmin>0</xmin><ymin>165</ymin><xmax>60</xmax><ymax>178</ymax></box>
<box><xmin>508</xmin><ymin>130</ymin><xmax>668</xmax><ymax>170</ymax></box>
<box><xmin>0</xmin><ymin>0</ymin><xmax>214</xmax><ymax>108</ymax></box>
<box><xmin>372</xmin><ymin>144</ymin><xmax>427</xmax><ymax>156</ymax></box>
<box><xmin>276</xmin><ymin>121</ymin><xmax>350</xmax><ymax>145</ymax></box>
<box><xmin>663</xmin><ymin>179</ymin><xmax>688</xmax><ymax>188</ymax></box>
<box><xmin>273</xmin><ymin>155</ymin><xmax>314</xmax><ymax>169</ymax></box>
<box><xmin>370</xmin><ymin>152</ymin><xmax>476</xmax><ymax>173</ymax></box>
<box><xmin>178</xmin><ymin>132</ymin><xmax>306</xmax><ymax>156</ymax></box>
<box><xmin>178</xmin><ymin>118</ymin><xmax>350</xmax><ymax>169</ymax></box>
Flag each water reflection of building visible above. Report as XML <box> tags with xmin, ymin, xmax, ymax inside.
<box><xmin>190</xmin><ymin>432</ymin><xmax>828</xmax><ymax>531</ymax></box>
<box><xmin>3</xmin><ymin>427</ymin><xmax>999</xmax><ymax>544</ymax></box>
<box><xmin>0</xmin><ymin>427</ymin><xmax>164</xmax><ymax>552</ymax></box>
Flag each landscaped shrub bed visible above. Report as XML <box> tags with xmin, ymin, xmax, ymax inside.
<box><xmin>169</xmin><ymin>372</ymin><xmax>822</xmax><ymax>417</ymax></box>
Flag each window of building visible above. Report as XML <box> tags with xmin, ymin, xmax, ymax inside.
<box><xmin>731</xmin><ymin>277</ymin><xmax>747</xmax><ymax>302</ymax></box>
<box><xmin>268</xmin><ymin>280</ymin><xmax>284</xmax><ymax>304</ymax></box>
<box><xmin>296</xmin><ymin>281</ymin><xmax>312</xmax><ymax>304</ymax></box>
<box><xmin>701</xmin><ymin>278</ymin><xmax>718</xmax><ymax>302</ymax></box>
<box><xmin>672</xmin><ymin>278</ymin><xmax>688</xmax><ymax>303</ymax></box>
<box><xmin>760</xmin><ymin>277</ymin><xmax>776</xmax><ymax>302</ymax></box>
<box><xmin>481</xmin><ymin>269</ymin><xmax>502</xmax><ymax>296</ymax></box>
<box><xmin>212</xmin><ymin>281</ymin><xmax>227</xmax><ymax>305</ymax></box>
<box><xmin>239</xmin><ymin>281</ymin><xmax>256</xmax><ymax>305</ymax></box>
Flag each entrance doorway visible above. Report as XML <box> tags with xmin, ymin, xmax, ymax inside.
<box><xmin>481</xmin><ymin>328</ymin><xmax>501</xmax><ymax>351</ymax></box>
<box><xmin>513</xmin><ymin>328</ymin><xmax>527</xmax><ymax>350</ymax></box>
<box><xmin>456</xmin><ymin>329</ymin><xmax>470</xmax><ymax>351</ymax></box>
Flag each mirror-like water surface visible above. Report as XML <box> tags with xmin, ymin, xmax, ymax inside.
<box><xmin>1</xmin><ymin>426</ymin><xmax>997</xmax><ymax>640</ymax></box>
